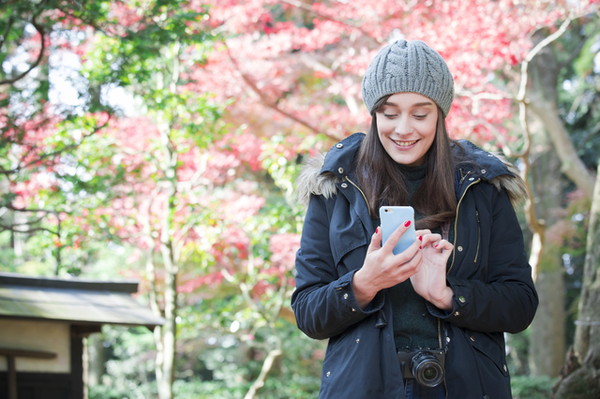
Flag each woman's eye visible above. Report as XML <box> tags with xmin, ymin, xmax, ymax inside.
<box><xmin>414</xmin><ymin>114</ymin><xmax>427</xmax><ymax>119</ymax></box>
<box><xmin>384</xmin><ymin>113</ymin><xmax>397</xmax><ymax>118</ymax></box>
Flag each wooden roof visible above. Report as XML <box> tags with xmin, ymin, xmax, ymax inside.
<box><xmin>0</xmin><ymin>273</ymin><xmax>164</xmax><ymax>329</ymax></box>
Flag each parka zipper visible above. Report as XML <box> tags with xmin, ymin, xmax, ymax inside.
<box><xmin>474</xmin><ymin>210</ymin><xmax>481</xmax><ymax>264</ymax></box>
<box><xmin>344</xmin><ymin>176</ymin><xmax>390</xmax><ymax>330</ymax></box>
<box><xmin>344</xmin><ymin>176</ymin><xmax>369</xmax><ymax>206</ymax></box>
<box><xmin>443</xmin><ymin>175</ymin><xmax>481</xmax><ymax>399</ymax></box>
<box><xmin>447</xmin><ymin>178</ymin><xmax>481</xmax><ymax>275</ymax></box>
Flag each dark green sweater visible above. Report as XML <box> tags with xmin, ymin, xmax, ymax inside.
<box><xmin>388</xmin><ymin>163</ymin><xmax>440</xmax><ymax>351</ymax></box>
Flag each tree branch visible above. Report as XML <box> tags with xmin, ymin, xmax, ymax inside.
<box><xmin>520</xmin><ymin>16</ymin><xmax>595</xmax><ymax>198</ymax></box>
<box><xmin>0</xmin><ymin>17</ymin><xmax>47</xmax><ymax>86</ymax></box>
<box><xmin>0</xmin><ymin>113</ymin><xmax>110</xmax><ymax>176</ymax></box>
<box><xmin>243</xmin><ymin>348</ymin><xmax>282</xmax><ymax>399</ymax></box>
<box><xmin>0</xmin><ymin>203</ymin><xmax>64</xmax><ymax>234</ymax></box>
<box><xmin>0</xmin><ymin>16</ymin><xmax>15</xmax><ymax>50</ymax></box>
<box><xmin>0</xmin><ymin>221</ymin><xmax>58</xmax><ymax>235</ymax></box>
<box><xmin>222</xmin><ymin>41</ymin><xmax>341</xmax><ymax>142</ymax></box>
<box><xmin>280</xmin><ymin>0</ymin><xmax>382</xmax><ymax>45</ymax></box>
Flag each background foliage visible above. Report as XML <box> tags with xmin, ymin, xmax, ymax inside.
<box><xmin>1</xmin><ymin>0</ymin><xmax>599</xmax><ymax>398</ymax></box>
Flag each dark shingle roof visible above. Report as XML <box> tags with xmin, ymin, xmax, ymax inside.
<box><xmin>0</xmin><ymin>273</ymin><xmax>164</xmax><ymax>329</ymax></box>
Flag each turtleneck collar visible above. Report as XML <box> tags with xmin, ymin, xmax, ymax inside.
<box><xmin>395</xmin><ymin>162</ymin><xmax>427</xmax><ymax>182</ymax></box>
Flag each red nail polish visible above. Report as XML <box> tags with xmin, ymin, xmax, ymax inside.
<box><xmin>375</xmin><ymin>227</ymin><xmax>380</xmax><ymax>234</ymax></box>
<box><xmin>418</xmin><ymin>235</ymin><xmax>423</xmax><ymax>241</ymax></box>
<box><xmin>404</xmin><ymin>220</ymin><xmax>411</xmax><ymax>227</ymax></box>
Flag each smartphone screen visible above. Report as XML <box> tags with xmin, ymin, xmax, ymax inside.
<box><xmin>379</xmin><ymin>206</ymin><xmax>416</xmax><ymax>255</ymax></box>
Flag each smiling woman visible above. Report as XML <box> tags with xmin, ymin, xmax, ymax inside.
<box><xmin>292</xmin><ymin>39</ymin><xmax>538</xmax><ymax>399</ymax></box>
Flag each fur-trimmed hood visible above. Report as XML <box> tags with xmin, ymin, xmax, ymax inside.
<box><xmin>296</xmin><ymin>151</ymin><xmax>335</xmax><ymax>205</ymax></box>
<box><xmin>296</xmin><ymin>133</ymin><xmax>527</xmax><ymax>208</ymax></box>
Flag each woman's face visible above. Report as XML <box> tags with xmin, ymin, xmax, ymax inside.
<box><xmin>375</xmin><ymin>92</ymin><xmax>438</xmax><ymax>166</ymax></box>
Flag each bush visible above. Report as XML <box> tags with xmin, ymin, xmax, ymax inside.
<box><xmin>511</xmin><ymin>375</ymin><xmax>557</xmax><ymax>399</ymax></box>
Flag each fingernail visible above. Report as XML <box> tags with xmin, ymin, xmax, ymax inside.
<box><xmin>404</xmin><ymin>220</ymin><xmax>411</xmax><ymax>227</ymax></box>
<box><xmin>419</xmin><ymin>245</ymin><xmax>422</xmax><ymax>249</ymax></box>
<box><xmin>375</xmin><ymin>227</ymin><xmax>380</xmax><ymax>234</ymax></box>
<box><xmin>418</xmin><ymin>235</ymin><xmax>422</xmax><ymax>241</ymax></box>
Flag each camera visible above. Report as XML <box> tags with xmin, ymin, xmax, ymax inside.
<box><xmin>397</xmin><ymin>350</ymin><xmax>445</xmax><ymax>388</ymax></box>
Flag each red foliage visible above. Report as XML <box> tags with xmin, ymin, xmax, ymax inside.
<box><xmin>215</xmin><ymin>132</ymin><xmax>265</xmax><ymax>171</ymax></box>
<box><xmin>164</xmin><ymin>0</ymin><xmax>596</xmax><ymax>298</ymax></box>
<box><xmin>197</xmin><ymin>0</ymin><xmax>595</xmax><ymax>144</ymax></box>
<box><xmin>210</xmin><ymin>226</ymin><xmax>251</xmax><ymax>265</ymax></box>
<box><xmin>269</xmin><ymin>233</ymin><xmax>301</xmax><ymax>272</ymax></box>
<box><xmin>178</xmin><ymin>272</ymin><xmax>224</xmax><ymax>294</ymax></box>
<box><xmin>12</xmin><ymin>0</ymin><xmax>597</xmax><ymax>299</ymax></box>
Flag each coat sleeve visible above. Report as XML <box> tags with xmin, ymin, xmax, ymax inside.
<box><xmin>432</xmin><ymin>187</ymin><xmax>539</xmax><ymax>333</ymax></box>
<box><xmin>291</xmin><ymin>194</ymin><xmax>384</xmax><ymax>340</ymax></box>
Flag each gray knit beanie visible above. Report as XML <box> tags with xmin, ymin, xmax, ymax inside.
<box><xmin>362</xmin><ymin>40</ymin><xmax>454</xmax><ymax>117</ymax></box>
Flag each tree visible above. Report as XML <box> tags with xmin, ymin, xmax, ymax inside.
<box><xmin>75</xmin><ymin>4</ymin><xmax>225</xmax><ymax>398</ymax></box>
<box><xmin>504</xmin><ymin>15</ymin><xmax>599</xmax><ymax>377</ymax></box>
<box><xmin>2</xmin><ymin>2</ymin><xmax>233</xmax><ymax>398</ymax></box>
<box><xmin>62</xmin><ymin>3</ymin><xmax>311</xmax><ymax>398</ymax></box>
<box><xmin>552</xmin><ymin>162</ymin><xmax>600</xmax><ymax>398</ymax></box>
<box><xmin>0</xmin><ymin>0</ymin><xmax>119</xmax><ymax>272</ymax></box>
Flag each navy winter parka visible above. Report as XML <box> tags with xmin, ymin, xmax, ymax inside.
<box><xmin>291</xmin><ymin>133</ymin><xmax>539</xmax><ymax>399</ymax></box>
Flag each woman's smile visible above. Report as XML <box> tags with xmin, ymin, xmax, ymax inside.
<box><xmin>391</xmin><ymin>138</ymin><xmax>420</xmax><ymax>148</ymax></box>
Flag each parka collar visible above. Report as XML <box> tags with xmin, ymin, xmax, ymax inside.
<box><xmin>319</xmin><ymin>134</ymin><xmax>514</xmax><ymax>182</ymax></box>
<box><xmin>320</xmin><ymin>132</ymin><xmax>365</xmax><ymax>176</ymax></box>
<box><xmin>296</xmin><ymin>133</ymin><xmax>527</xmax><ymax>208</ymax></box>
<box><xmin>454</xmin><ymin>140</ymin><xmax>512</xmax><ymax>180</ymax></box>
<box><xmin>296</xmin><ymin>133</ymin><xmax>364</xmax><ymax>206</ymax></box>
<box><xmin>452</xmin><ymin>140</ymin><xmax>527</xmax><ymax>206</ymax></box>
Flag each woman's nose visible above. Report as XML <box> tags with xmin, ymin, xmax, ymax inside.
<box><xmin>393</xmin><ymin>117</ymin><xmax>412</xmax><ymax>134</ymax></box>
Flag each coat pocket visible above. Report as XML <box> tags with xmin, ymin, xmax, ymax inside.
<box><xmin>468</xmin><ymin>331</ymin><xmax>509</xmax><ymax>377</ymax></box>
<box><xmin>329</xmin><ymin>201</ymin><xmax>368</xmax><ymax>255</ymax></box>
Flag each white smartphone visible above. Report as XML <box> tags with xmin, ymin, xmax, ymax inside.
<box><xmin>379</xmin><ymin>206</ymin><xmax>416</xmax><ymax>255</ymax></box>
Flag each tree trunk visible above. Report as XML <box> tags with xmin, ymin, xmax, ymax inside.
<box><xmin>11</xmin><ymin>211</ymin><xmax>27</xmax><ymax>263</ymax></box>
<box><xmin>86</xmin><ymin>334</ymin><xmax>105</xmax><ymax>387</ymax></box>
<box><xmin>527</xmin><ymin>137</ymin><xmax>566</xmax><ymax>377</ymax></box>
<box><xmin>526</xmin><ymin>21</ymin><xmax>595</xmax><ymax>200</ymax></box>
<box><xmin>155</xmin><ymin>113</ymin><xmax>180</xmax><ymax>399</ymax></box>
<box><xmin>523</xmin><ymin>24</ymin><xmax>593</xmax><ymax>377</ymax></box>
<box><xmin>528</xmin><ymin>99</ymin><xmax>594</xmax><ymax>198</ymax></box>
<box><xmin>553</xmin><ymin>162</ymin><xmax>600</xmax><ymax>398</ymax></box>
<box><xmin>156</xmin><ymin>267</ymin><xmax>177</xmax><ymax>399</ymax></box>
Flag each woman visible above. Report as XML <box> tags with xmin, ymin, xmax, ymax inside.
<box><xmin>292</xmin><ymin>39</ymin><xmax>538</xmax><ymax>398</ymax></box>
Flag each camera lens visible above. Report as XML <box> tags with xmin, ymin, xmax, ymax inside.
<box><xmin>411</xmin><ymin>352</ymin><xmax>444</xmax><ymax>388</ymax></box>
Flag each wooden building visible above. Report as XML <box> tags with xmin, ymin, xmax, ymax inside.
<box><xmin>0</xmin><ymin>272</ymin><xmax>164</xmax><ymax>399</ymax></box>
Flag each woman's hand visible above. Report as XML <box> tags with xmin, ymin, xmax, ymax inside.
<box><xmin>352</xmin><ymin>221</ymin><xmax>421</xmax><ymax>308</ymax></box>
<box><xmin>410</xmin><ymin>233</ymin><xmax>454</xmax><ymax>310</ymax></box>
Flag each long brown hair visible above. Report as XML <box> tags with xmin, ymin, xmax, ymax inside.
<box><xmin>355</xmin><ymin>95</ymin><xmax>457</xmax><ymax>230</ymax></box>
